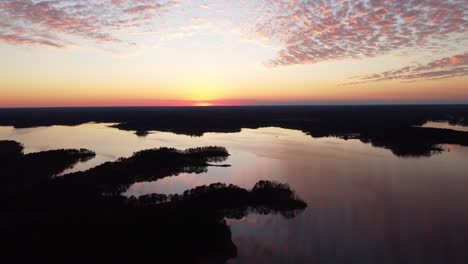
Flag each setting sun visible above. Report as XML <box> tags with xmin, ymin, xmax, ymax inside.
<box><xmin>193</xmin><ymin>102</ymin><xmax>213</xmax><ymax>107</ymax></box>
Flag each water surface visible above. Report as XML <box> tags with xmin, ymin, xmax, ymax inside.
<box><xmin>421</xmin><ymin>121</ymin><xmax>468</xmax><ymax>132</ymax></box>
<box><xmin>1</xmin><ymin>123</ymin><xmax>467</xmax><ymax>263</ymax></box>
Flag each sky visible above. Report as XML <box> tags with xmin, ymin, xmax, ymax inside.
<box><xmin>0</xmin><ymin>0</ymin><xmax>467</xmax><ymax>107</ymax></box>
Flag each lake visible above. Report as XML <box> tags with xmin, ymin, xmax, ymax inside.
<box><xmin>1</xmin><ymin>122</ymin><xmax>467</xmax><ymax>263</ymax></box>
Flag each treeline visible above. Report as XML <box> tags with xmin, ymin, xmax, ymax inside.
<box><xmin>1</xmin><ymin>105</ymin><xmax>468</xmax><ymax>156</ymax></box>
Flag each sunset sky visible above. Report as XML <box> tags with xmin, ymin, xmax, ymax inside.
<box><xmin>1</xmin><ymin>0</ymin><xmax>467</xmax><ymax>107</ymax></box>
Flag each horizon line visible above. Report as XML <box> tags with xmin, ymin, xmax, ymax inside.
<box><xmin>2</xmin><ymin>103</ymin><xmax>468</xmax><ymax>110</ymax></box>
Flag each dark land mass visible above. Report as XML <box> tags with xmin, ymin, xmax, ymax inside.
<box><xmin>1</xmin><ymin>105</ymin><xmax>468</xmax><ymax>156</ymax></box>
<box><xmin>1</xmin><ymin>140</ymin><xmax>95</xmax><ymax>195</ymax></box>
<box><xmin>1</xmin><ymin>141</ymin><xmax>306</xmax><ymax>263</ymax></box>
<box><xmin>56</xmin><ymin>146</ymin><xmax>230</xmax><ymax>196</ymax></box>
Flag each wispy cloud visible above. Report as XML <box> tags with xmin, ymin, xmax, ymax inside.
<box><xmin>0</xmin><ymin>33</ymin><xmax>66</xmax><ymax>48</ymax></box>
<box><xmin>342</xmin><ymin>53</ymin><xmax>468</xmax><ymax>85</ymax></box>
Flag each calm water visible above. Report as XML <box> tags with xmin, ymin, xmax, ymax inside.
<box><xmin>420</xmin><ymin>121</ymin><xmax>468</xmax><ymax>132</ymax></box>
<box><xmin>1</xmin><ymin>123</ymin><xmax>468</xmax><ymax>263</ymax></box>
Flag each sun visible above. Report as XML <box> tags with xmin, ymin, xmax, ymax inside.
<box><xmin>193</xmin><ymin>102</ymin><xmax>213</xmax><ymax>107</ymax></box>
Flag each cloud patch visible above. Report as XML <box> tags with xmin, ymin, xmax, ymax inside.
<box><xmin>254</xmin><ymin>0</ymin><xmax>467</xmax><ymax>66</ymax></box>
<box><xmin>0</xmin><ymin>0</ymin><xmax>179</xmax><ymax>48</ymax></box>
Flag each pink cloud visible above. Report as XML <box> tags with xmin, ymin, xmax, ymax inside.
<box><xmin>254</xmin><ymin>0</ymin><xmax>467</xmax><ymax>66</ymax></box>
<box><xmin>0</xmin><ymin>0</ymin><xmax>179</xmax><ymax>48</ymax></box>
<box><xmin>343</xmin><ymin>53</ymin><xmax>468</xmax><ymax>85</ymax></box>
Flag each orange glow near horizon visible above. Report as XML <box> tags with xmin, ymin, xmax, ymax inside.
<box><xmin>2</xmin><ymin>90</ymin><xmax>468</xmax><ymax>108</ymax></box>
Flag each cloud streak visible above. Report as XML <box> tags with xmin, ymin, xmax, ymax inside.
<box><xmin>342</xmin><ymin>53</ymin><xmax>468</xmax><ymax>85</ymax></box>
<box><xmin>0</xmin><ymin>33</ymin><xmax>66</xmax><ymax>48</ymax></box>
